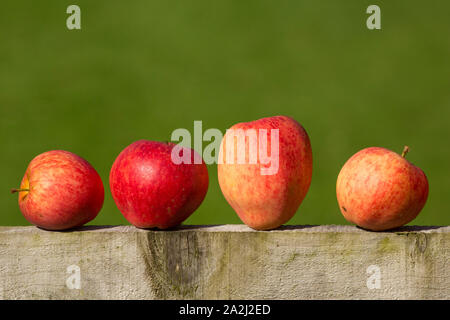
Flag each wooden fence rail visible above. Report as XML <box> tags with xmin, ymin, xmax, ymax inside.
<box><xmin>0</xmin><ymin>225</ymin><xmax>448</xmax><ymax>299</ymax></box>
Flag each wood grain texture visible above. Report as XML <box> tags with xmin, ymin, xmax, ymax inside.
<box><xmin>0</xmin><ymin>225</ymin><xmax>448</xmax><ymax>300</ymax></box>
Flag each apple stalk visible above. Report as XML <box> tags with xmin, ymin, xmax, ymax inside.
<box><xmin>401</xmin><ymin>146</ymin><xmax>410</xmax><ymax>158</ymax></box>
<box><xmin>11</xmin><ymin>188</ymin><xmax>29</xmax><ymax>194</ymax></box>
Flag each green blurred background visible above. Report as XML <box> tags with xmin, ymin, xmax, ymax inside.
<box><xmin>1</xmin><ymin>1</ymin><xmax>449</xmax><ymax>227</ymax></box>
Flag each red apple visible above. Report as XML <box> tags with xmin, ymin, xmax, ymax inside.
<box><xmin>109</xmin><ymin>140</ymin><xmax>209</xmax><ymax>229</ymax></box>
<box><xmin>218</xmin><ymin>115</ymin><xmax>313</xmax><ymax>230</ymax></box>
<box><xmin>12</xmin><ymin>150</ymin><xmax>104</xmax><ymax>230</ymax></box>
<box><xmin>336</xmin><ymin>146</ymin><xmax>429</xmax><ymax>231</ymax></box>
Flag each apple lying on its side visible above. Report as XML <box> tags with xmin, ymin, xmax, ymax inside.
<box><xmin>109</xmin><ymin>140</ymin><xmax>209</xmax><ymax>229</ymax></box>
<box><xmin>336</xmin><ymin>146</ymin><xmax>429</xmax><ymax>231</ymax></box>
<box><xmin>218</xmin><ymin>115</ymin><xmax>313</xmax><ymax>230</ymax></box>
<box><xmin>12</xmin><ymin>150</ymin><xmax>104</xmax><ymax>230</ymax></box>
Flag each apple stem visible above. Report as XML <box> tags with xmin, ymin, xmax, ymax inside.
<box><xmin>11</xmin><ymin>188</ymin><xmax>29</xmax><ymax>194</ymax></box>
<box><xmin>401</xmin><ymin>146</ymin><xmax>410</xmax><ymax>158</ymax></box>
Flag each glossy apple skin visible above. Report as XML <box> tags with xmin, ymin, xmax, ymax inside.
<box><xmin>218</xmin><ymin>115</ymin><xmax>313</xmax><ymax>230</ymax></box>
<box><xmin>336</xmin><ymin>147</ymin><xmax>429</xmax><ymax>231</ymax></box>
<box><xmin>109</xmin><ymin>140</ymin><xmax>209</xmax><ymax>229</ymax></box>
<box><xmin>16</xmin><ymin>150</ymin><xmax>104</xmax><ymax>230</ymax></box>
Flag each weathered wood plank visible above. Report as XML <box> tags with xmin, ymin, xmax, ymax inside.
<box><xmin>0</xmin><ymin>225</ymin><xmax>448</xmax><ymax>299</ymax></box>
